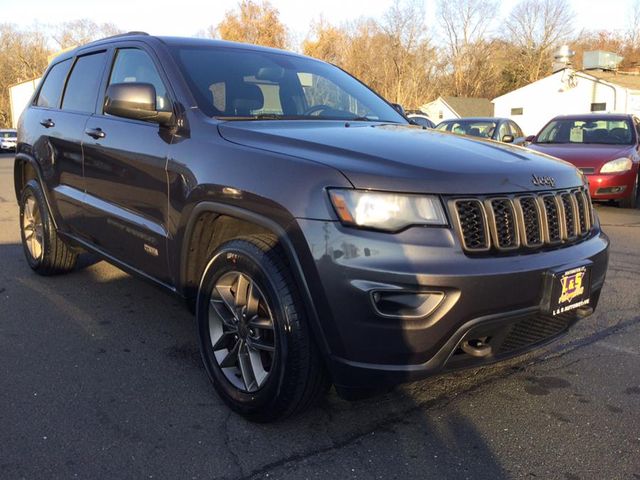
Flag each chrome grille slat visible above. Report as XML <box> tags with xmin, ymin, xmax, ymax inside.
<box><xmin>452</xmin><ymin>188</ymin><xmax>593</xmax><ymax>255</ymax></box>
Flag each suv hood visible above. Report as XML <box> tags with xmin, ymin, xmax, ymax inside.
<box><xmin>527</xmin><ymin>143</ymin><xmax>633</xmax><ymax>169</ymax></box>
<box><xmin>218</xmin><ymin>121</ymin><xmax>583</xmax><ymax>194</ymax></box>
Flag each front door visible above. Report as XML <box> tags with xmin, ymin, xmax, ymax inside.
<box><xmin>81</xmin><ymin>46</ymin><xmax>175</xmax><ymax>284</ymax></box>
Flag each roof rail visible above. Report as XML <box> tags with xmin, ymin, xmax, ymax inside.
<box><xmin>100</xmin><ymin>31</ymin><xmax>150</xmax><ymax>40</ymax></box>
<box><xmin>83</xmin><ymin>31</ymin><xmax>150</xmax><ymax>46</ymax></box>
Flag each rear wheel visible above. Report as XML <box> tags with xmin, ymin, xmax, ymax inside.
<box><xmin>196</xmin><ymin>235</ymin><xmax>330</xmax><ymax>422</ymax></box>
<box><xmin>619</xmin><ymin>174</ymin><xmax>638</xmax><ymax>209</ymax></box>
<box><xmin>19</xmin><ymin>180</ymin><xmax>78</xmax><ymax>275</ymax></box>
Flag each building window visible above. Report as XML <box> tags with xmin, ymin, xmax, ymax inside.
<box><xmin>591</xmin><ymin>102</ymin><xmax>606</xmax><ymax>112</ymax></box>
<box><xmin>511</xmin><ymin>107</ymin><xmax>523</xmax><ymax>115</ymax></box>
<box><xmin>439</xmin><ymin>110</ymin><xmax>443</xmax><ymax>119</ymax></box>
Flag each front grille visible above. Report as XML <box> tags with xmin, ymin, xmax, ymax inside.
<box><xmin>453</xmin><ymin>200</ymin><xmax>489</xmax><ymax>251</ymax></box>
<box><xmin>452</xmin><ymin>188</ymin><xmax>593</xmax><ymax>254</ymax></box>
<box><xmin>579</xmin><ymin>167</ymin><xmax>595</xmax><ymax>174</ymax></box>
<box><xmin>497</xmin><ymin>313</ymin><xmax>574</xmax><ymax>354</ymax></box>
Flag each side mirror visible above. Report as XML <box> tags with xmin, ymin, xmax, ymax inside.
<box><xmin>391</xmin><ymin>103</ymin><xmax>406</xmax><ymax>116</ymax></box>
<box><xmin>104</xmin><ymin>83</ymin><xmax>173</xmax><ymax>125</ymax></box>
<box><xmin>525</xmin><ymin>135</ymin><xmax>535</xmax><ymax>142</ymax></box>
<box><xmin>502</xmin><ymin>134</ymin><xmax>514</xmax><ymax>143</ymax></box>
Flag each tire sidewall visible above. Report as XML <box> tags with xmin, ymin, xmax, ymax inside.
<box><xmin>196</xmin><ymin>241</ymin><xmax>291</xmax><ymax>415</ymax></box>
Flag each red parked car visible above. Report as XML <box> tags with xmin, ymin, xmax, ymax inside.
<box><xmin>527</xmin><ymin>114</ymin><xmax>640</xmax><ymax>208</ymax></box>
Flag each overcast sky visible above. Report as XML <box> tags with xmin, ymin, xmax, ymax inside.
<box><xmin>8</xmin><ymin>0</ymin><xmax>636</xmax><ymax>48</ymax></box>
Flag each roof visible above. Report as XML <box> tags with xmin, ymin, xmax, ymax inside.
<box><xmin>548</xmin><ymin>113</ymin><xmax>633</xmax><ymax>121</ymax></box>
<box><xmin>49</xmin><ymin>33</ymin><xmax>308</xmax><ymax>66</ymax></box>
<box><xmin>586</xmin><ymin>69</ymin><xmax>640</xmax><ymax>91</ymax></box>
<box><xmin>438</xmin><ymin>117</ymin><xmax>508</xmax><ymax>122</ymax></box>
<box><xmin>440</xmin><ymin>96</ymin><xmax>494</xmax><ymax>117</ymax></box>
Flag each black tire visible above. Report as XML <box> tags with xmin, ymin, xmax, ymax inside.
<box><xmin>619</xmin><ymin>174</ymin><xmax>639</xmax><ymax>209</ymax></box>
<box><xmin>19</xmin><ymin>179</ymin><xmax>78</xmax><ymax>275</ymax></box>
<box><xmin>196</xmin><ymin>234</ymin><xmax>330</xmax><ymax>422</ymax></box>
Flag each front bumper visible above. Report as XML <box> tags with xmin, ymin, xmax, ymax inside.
<box><xmin>297</xmin><ymin>219</ymin><xmax>609</xmax><ymax>388</ymax></box>
<box><xmin>0</xmin><ymin>142</ymin><xmax>16</xmax><ymax>151</ymax></box>
<box><xmin>587</xmin><ymin>170</ymin><xmax>636</xmax><ymax>200</ymax></box>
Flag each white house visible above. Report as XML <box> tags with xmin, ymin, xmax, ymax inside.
<box><xmin>420</xmin><ymin>96</ymin><xmax>493</xmax><ymax>123</ymax></box>
<box><xmin>492</xmin><ymin>67</ymin><xmax>640</xmax><ymax>136</ymax></box>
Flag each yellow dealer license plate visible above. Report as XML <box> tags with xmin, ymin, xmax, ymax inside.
<box><xmin>546</xmin><ymin>265</ymin><xmax>592</xmax><ymax>316</ymax></box>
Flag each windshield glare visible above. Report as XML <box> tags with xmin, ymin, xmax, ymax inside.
<box><xmin>537</xmin><ymin>118</ymin><xmax>634</xmax><ymax>145</ymax></box>
<box><xmin>170</xmin><ymin>45</ymin><xmax>406</xmax><ymax>123</ymax></box>
<box><xmin>0</xmin><ymin>131</ymin><xmax>16</xmax><ymax>139</ymax></box>
<box><xmin>436</xmin><ymin>120</ymin><xmax>497</xmax><ymax>138</ymax></box>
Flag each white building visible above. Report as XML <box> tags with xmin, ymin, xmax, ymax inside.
<box><xmin>9</xmin><ymin>78</ymin><xmax>40</xmax><ymax>128</ymax></box>
<box><xmin>420</xmin><ymin>96</ymin><xmax>493</xmax><ymax>123</ymax></box>
<box><xmin>492</xmin><ymin>68</ymin><xmax>640</xmax><ymax>136</ymax></box>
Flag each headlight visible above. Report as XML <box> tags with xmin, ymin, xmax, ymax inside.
<box><xmin>328</xmin><ymin>189</ymin><xmax>447</xmax><ymax>231</ymax></box>
<box><xmin>600</xmin><ymin>157</ymin><xmax>632</xmax><ymax>173</ymax></box>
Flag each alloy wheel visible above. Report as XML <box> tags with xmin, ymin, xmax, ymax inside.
<box><xmin>208</xmin><ymin>271</ymin><xmax>276</xmax><ymax>392</ymax></box>
<box><xmin>22</xmin><ymin>195</ymin><xmax>43</xmax><ymax>261</ymax></box>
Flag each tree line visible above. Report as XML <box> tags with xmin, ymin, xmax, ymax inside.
<box><xmin>1</xmin><ymin>0</ymin><xmax>640</xmax><ymax>127</ymax></box>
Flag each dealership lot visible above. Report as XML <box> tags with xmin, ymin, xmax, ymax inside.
<box><xmin>0</xmin><ymin>152</ymin><xmax>638</xmax><ymax>479</ymax></box>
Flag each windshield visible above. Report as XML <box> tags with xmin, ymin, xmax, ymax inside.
<box><xmin>436</xmin><ymin>120</ymin><xmax>497</xmax><ymax>138</ymax></box>
<box><xmin>169</xmin><ymin>45</ymin><xmax>406</xmax><ymax>123</ymax></box>
<box><xmin>0</xmin><ymin>131</ymin><xmax>16</xmax><ymax>139</ymax></box>
<box><xmin>536</xmin><ymin>118</ymin><xmax>634</xmax><ymax>145</ymax></box>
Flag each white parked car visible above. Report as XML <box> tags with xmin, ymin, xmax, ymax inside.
<box><xmin>0</xmin><ymin>129</ymin><xmax>17</xmax><ymax>152</ymax></box>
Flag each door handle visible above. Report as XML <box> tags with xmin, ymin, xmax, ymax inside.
<box><xmin>84</xmin><ymin>128</ymin><xmax>106</xmax><ymax>140</ymax></box>
<box><xmin>40</xmin><ymin>119</ymin><xmax>55</xmax><ymax>128</ymax></box>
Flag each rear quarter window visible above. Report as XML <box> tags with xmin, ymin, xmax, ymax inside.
<box><xmin>36</xmin><ymin>59</ymin><xmax>72</xmax><ymax>108</ymax></box>
<box><xmin>62</xmin><ymin>51</ymin><xmax>108</xmax><ymax>113</ymax></box>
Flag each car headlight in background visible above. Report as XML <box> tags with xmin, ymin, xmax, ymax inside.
<box><xmin>600</xmin><ymin>157</ymin><xmax>632</xmax><ymax>173</ymax></box>
<box><xmin>329</xmin><ymin>189</ymin><xmax>447</xmax><ymax>231</ymax></box>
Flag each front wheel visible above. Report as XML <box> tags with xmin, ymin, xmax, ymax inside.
<box><xmin>196</xmin><ymin>235</ymin><xmax>330</xmax><ymax>422</ymax></box>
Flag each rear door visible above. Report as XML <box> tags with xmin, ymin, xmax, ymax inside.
<box><xmin>81</xmin><ymin>44</ymin><xmax>174</xmax><ymax>284</ymax></box>
<box><xmin>24</xmin><ymin>51</ymin><xmax>108</xmax><ymax>235</ymax></box>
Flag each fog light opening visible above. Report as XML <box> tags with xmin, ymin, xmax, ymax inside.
<box><xmin>371</xmin><ymin>290</ymin><xmax>445</xmax><ymax>319</ymax></box>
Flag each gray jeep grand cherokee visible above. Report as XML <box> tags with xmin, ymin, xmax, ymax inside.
<box><xmin>15</xmin><ymin>33</ymin><xmax>609</xmax><ymax>421</ymax></box>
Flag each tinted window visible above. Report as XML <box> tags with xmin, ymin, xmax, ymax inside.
<box><xmin>108</xmin><ymin>49</ymin><xmax>172</xmax><ymax>112</ymax></box>
<box><xmin>170</xmin><ymin>45</ymin><xmax>406</xmax><ymax>123</ymax></box>
<box><xmin>36</xmin><ymin>59</ymin><xmax>71</xmax><ymax>108</ymax></box>
<box><xmin>62</xmin><ymin>52</ymin><xmax>107</xmax><ymax>113</ymax></box>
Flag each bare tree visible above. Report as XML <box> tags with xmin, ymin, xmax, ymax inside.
<box><xmin>0</xmin><ymin>23</ymin><xmax>52</xmax><ymax>127</ymax></box>
<box><xmin>210</xmin><ymin>0</ymin><xmax>288</xmax><ymax>49</ymax></box>
<box><xmin>505</xmin><ymin>0</ymin><xmax>574</xmax><ymax>85</ymax></box>
<box><xmin>303</xmin><ymin>1</ymin><xmax>436</xmax><ymax>108</ymax></box>
<box><xmin>53</xmin><ymin>19</ymin><xmax>121</xmax><ymax>49</ymax></box>
<box><xmin>437</xmin><ymin>0</ymin><xmax>499</xmax><ymax>98</ymax></box>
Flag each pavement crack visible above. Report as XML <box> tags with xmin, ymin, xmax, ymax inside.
<box><xmin>224</xmin><ymin>412</ymin><xmax>246</xmax><ymax>479</ymax></box>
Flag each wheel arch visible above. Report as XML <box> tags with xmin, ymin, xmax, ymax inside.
<box><xmin>13</xmin><ymin>153</ymin><xmax>59</xmax><ymax>229</ymax></box>
<box><xmin>179</xmin><ymin>201</ymin><xmax>332</xmax><ymax>357</ymax></box>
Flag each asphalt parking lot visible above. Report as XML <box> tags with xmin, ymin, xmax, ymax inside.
<box><xmin>0</xmin><ymin>152</ymin><xmax>639</xmax><ymax>479</ymax></box>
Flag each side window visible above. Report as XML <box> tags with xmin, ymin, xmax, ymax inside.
<box><xmin>498</xmin><ymin>122</ymin><xmax>510</xmax><ymax>140</ymax></box>
<box><xmin>510</xmin><ymin>121</ymin><xmax>523</xmax><ymax>138</ymax></box>
<box><xmin>62</xmin><ymin>52</ymin><xmax>108</xmax><ymax>113</ymax></box>
<box><xmin>36</xmin><ymin>59</ymin><xmax>72</xmax><ymax>108</ymax></box>
<box><xmin>108</xmin><ymin>49</ymin><xmax>171</xmax><ymax>112</ymax></box>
